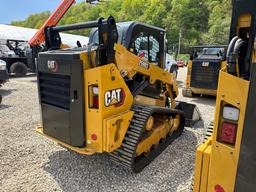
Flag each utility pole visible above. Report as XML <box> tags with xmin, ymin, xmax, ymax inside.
<box><xmin>178</xmin><ymin>30</ymin><xmax>181</xmax><ymax>56</ymax></box>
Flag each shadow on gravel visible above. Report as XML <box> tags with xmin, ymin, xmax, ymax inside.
<box><xmin>0</xmin><ymin>88</ymin><xmax>17</xmax><ymax>97</ymax></box>
<box><xmin>43</xmin><ymin>130</ymin><xmax>198</xmax><ymax>192</ymax></box>
<box><xmin>30</xmin><ymin>79</ymin><xmax>38</xmax><ymax>83</ymax></box>
<box><xmin>192</xmin><ymin>118</ymin><xmax>205</xmax><ymax>129</ymax></box>
<box><xmin>9</xmin><ymin>73</ymin><xmax>36</xmax><ymax>79</ymax></box>
<box><xmin>0</xmin><ymin>104</ymin><xmax>12</xmax><ymax>110</ymax></box>
<box><xmin>189</xmin><ymin>95</ymin><xmax>216</xmax><ymax>107</ymax></box>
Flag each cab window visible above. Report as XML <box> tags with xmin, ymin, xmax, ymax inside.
<box><xmin>149</xmin><ymin>35</ymin><xmax>160</xmax><ymax>64</ymax></box>
<box><xmin>130</xmin><ymin>32</ymin><xmax>160</xmax><ymax>65</ymax></box>
<box><xmin>134</xmin><ymin>33</ymin><xmax>149</xmax><ymax>60</ymax></box>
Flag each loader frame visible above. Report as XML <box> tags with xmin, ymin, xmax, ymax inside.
<box><xmin>193</xmin><ymin>0</ymin><xmax>256</xmax><ymax>191</ymax></box>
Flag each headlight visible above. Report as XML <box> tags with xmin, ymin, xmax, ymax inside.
<box><xmin>223</xmin><ymin>106</ymin><xmax>239</xmax><ymax>121</ymax></box>
<box><xmin>0</xmin><ymin>64</ymin><xmax>6</xmax><ymax>70</ymax></box>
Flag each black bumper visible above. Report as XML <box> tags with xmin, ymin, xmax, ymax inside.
<box><xmin>0</xmin><ymin>70</ymin><xmax>9</xmax><ymax>83</ymax></box>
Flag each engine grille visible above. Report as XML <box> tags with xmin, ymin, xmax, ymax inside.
<box><xmin>38</xmin><ymin>72</ymin><xmax>70</xmax><ymax>110</ymax></box>
<box><xmin>190</xmin><ymin>60</ymin><xmax>221</xmax><ymax>90</ymax></box>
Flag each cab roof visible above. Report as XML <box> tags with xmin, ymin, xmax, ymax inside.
<box><xmin>89</xmin><ymin>21</ymin><xmax>165</xmax><ymax>47</ymax></box>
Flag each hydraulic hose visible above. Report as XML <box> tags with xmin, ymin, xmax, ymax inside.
<box><xmin>233</xmin><ymin>38</ymin><xmax>245</xmax><ymax>54</ymax></box>
<box><xmin>226</xmin><ymin>36</ymin><xmax>239</xmax><ymax>58</ymax></box>
<box><xmin>227</xmin><ymin>36</ymin><xmax>240</xmax><ymax>75</ymax></box>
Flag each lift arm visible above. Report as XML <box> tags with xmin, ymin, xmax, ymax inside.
<box><xmin>114</xmin><ymin>43</ymin><xmax>178</xmax><ymax>108</ymax></box>
<box><xmin>28</xmin><ymin>0</ymin><xmax>76</xmax><ymax>46</ymax></box>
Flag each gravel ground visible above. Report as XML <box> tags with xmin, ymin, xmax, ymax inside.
<box><xmin>0</xmin><ymin>68</ymin><xmax>216</xmax><ymax>192</ymax></box>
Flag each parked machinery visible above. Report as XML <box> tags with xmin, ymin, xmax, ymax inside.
<box><xmin>28</xmin><ymin>0</ymin><xmax>102</xmax><ymax>76</ymax></box>
<box><xmin>36</xmin><ymin>17</ymin><xmax>200</xmax><ymax>172</ymax></box>
<box><xmin>183</xmin><ymin>45</ymin><xmax>227</xmax><ymax>97</ymax></box>
<box><xmin>165</xmin><ymin>53</ymin><xmax>179</xmax><ymax>79</ymax></box>
<box><xmin>193</xmin><ymin>0</ymin><xmax>256</xmax><ymax>191</ymax></box>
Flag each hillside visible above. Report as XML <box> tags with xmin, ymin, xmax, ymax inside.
<box><xmin>10</xmin><ymin>0</ymin><xmax>232</xmax><ymax>52</ymax></box>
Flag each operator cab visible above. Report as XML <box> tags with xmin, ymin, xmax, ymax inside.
<box><xmin>89</xmin><ymin>22</ymin><xmax>166</xmax><ymax>99</ymax></box>
<box><xmin>89</xmin><ymin>22</ymin><xmax>165</xmax><ymax>68</ymax></box>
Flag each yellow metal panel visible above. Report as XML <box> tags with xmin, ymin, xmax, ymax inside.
<box><xmin>200</xmin><ymin>146</ymin><xmax>211</xmax><ymax>192</ymax></box>
<box><xmin>100</xmin><ymin>64</ymin><xmax>134</xmax><ymax>118</ymax></box>
<box><xmin>103</xmin><ymin>111</ymin><xmax>134</xmax><ymax>152</ymax></box>
<box><xmin>36</xmin><ymin>126</ymin><xmax>97</xmax><ymax>155</ymax></box>
<box><xmin>80</xmin><ymin>49</ymin><xmax>97</xmax><ymax>69</ymax></box>
<box><xmin>220</xmin><ymin>60</ymin><xmax>227</xmax><ymax>70</ymax></box>
<box><xmin>237</xmin><ymin>13</ymin><xmax>252</xmax><ymax>29</ymax></box>
<box><xmin>134</xmin><ymin>95</ymin><xmax>165</xmax><ymax>107</ymax></box>
<box><xmin>186</xmin><ymin>60</ymin><xmax>192</xmax><ymax>88</ymax></box>
<box><xmin>84</xmin><ymin>66</ymin><xmax>103</xmax><ymax>152</ymax></box>
<box><xmin>85</xmin><ymin>64</ymin><xmax>134</xmax><ymax>153</ymax></box>
<box><xmin>207</xmin><ymin>71</ymin><xmax>249</xmax><ymax>192</ymax></box>
<box><xmin>194</xmin><ymin>145</ymin><xmax>205</xmax><ymax>192</ymax></box>
<box><xmin>193</xmin><ymin>139</ymin><xmax>212</xmax><ymax>192</ymax></box>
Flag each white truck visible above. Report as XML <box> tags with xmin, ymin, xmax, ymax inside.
<box><xmin>165</xmin><ymin>53</ymin><xmax>178</xmax><ymax>79</ymax></box>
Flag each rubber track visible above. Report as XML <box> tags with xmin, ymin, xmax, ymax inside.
<box><xmin>110</xmin><ymin>104</ymin><xmax>185</xmax><ymax>173</ymax></box>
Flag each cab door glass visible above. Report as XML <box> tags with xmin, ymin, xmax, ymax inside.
<box><xmin>133</xmin><ymin>33</ymin><xmax>149</xmax><ymax>61</ymax></box>
<box><xmin>131</xmin><ymin>33</ymin><xmax>160</xmax><ymax>66</ymax></box>
<box><xmin>149</xmin><ymin>35</ymin><xmax>160</xmax><ymax>65</ymax></box>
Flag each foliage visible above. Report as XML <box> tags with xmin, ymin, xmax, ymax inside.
<box><xmin>11</xmin><ymin>11</ymin><xmax>51</xmax><ymax>29</ymax></box>
<box><xmin>203</xmin><ymin>0</ymin><xmax>232</xmax><ymax>44</ymax></box>
<box><xmin>165</xmin><ymin>0</ymin><xmax>209</xmax><ymax>47</ymax></box>
<box><xmin>10</xmin><ymin>0</ymin><xmax>232</xmax><ymax>53</ymax></box>
<box><xmin>177</xmin><ymin>54</ymin><xmax>190</xmax><ymax>62</ymax></box>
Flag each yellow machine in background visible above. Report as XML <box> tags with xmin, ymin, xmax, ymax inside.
<box><xmin>36</xmin><ymin>17</ymin><xmax>200</xmax><ymax>172</ymax></box>
<box><xmin>183</xmin><ymin>45</ymin><xmax>227</xmax><ymax>97</ymax></box>
<box><xmin>193</xmin><ymin>0</ymin><xmax>256</xmax><ymax>191</ymax></box>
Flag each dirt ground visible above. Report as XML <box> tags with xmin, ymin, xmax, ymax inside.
<box><xmin>0</xmin><ymin>67</ymin><xmax>216</xmax><ymax>192</ymax></box>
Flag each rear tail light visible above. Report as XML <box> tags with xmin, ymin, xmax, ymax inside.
<box><xmin>89</xmin><ymin>85</ymin><xmax>99</xmax><ymax>109</ymax></box>
<box><xmin>93</xmin><ymin>95</ymin><xmax>99</xmax><ymax>108</ymax></box>
<box><xmin>219</xmin><ymin>122</ymin><xmax>237</xmax><ymax>145</ymax></box>
<box><xmin>218</xmin><ymin>105</ymin><xmax>239</xmax><ymax>145</ymax></box>
<box><xmin>223</xmin><ymin>106</ymin><xmax>239</xmax><ymax>121</ymax></box>
<box><xmin>215</xmin><ymin>184</ymin><xmax>225</xmax><ymax>192</ymax></box>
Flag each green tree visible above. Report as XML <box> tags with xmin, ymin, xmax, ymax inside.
<box><xmin>119</xmin><ymin>0</ymin><xmax>149</xmax><ymax>21</ymax></box>
<box><xmin>165</xmin><ymin>0</ymin><xmax>209</xmax><ymax>48</ymax></box>
<box><xmin>139</xmin><ymin>0</ymin><xmax>169</xmax><ymax>27</ymax></box>
<box><xmin>203</xmin><ymin>0</ymin><xmax>232</xmax><ymax>44</ymax></box>
<box><xmin>11</xmin><ymin>11</ymin><xmax>50</xmax><ymax>29</ymax></box>
<box><xmin>10</xmin><ymin>0</ymin><xmax>232</xmax><ymax>52</ymax></box>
